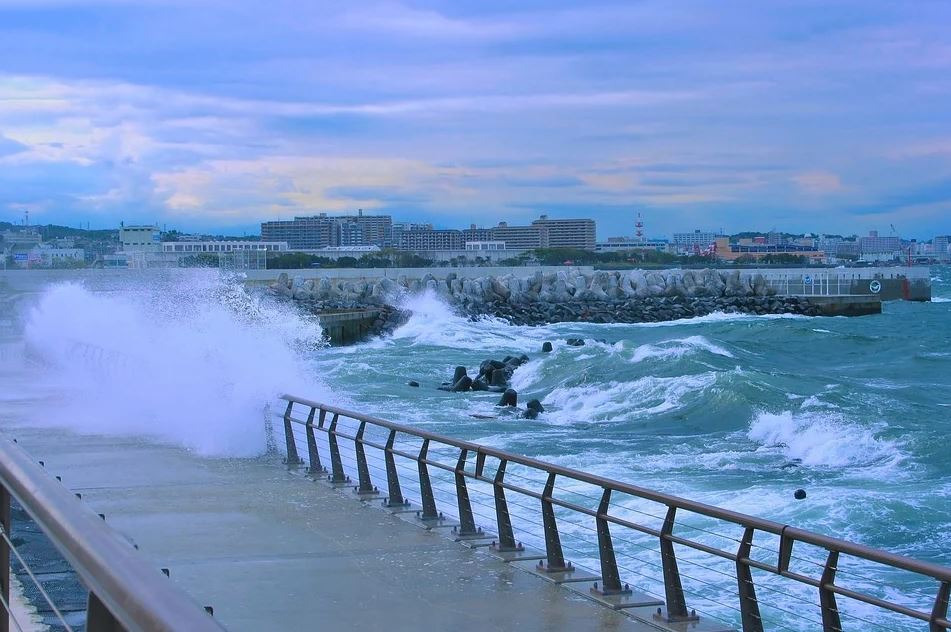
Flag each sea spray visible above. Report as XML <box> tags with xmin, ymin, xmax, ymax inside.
<box><xmin>21</xmin><ymin>271</ymin><xmax>329</xmax><ymax>456</ymax></box>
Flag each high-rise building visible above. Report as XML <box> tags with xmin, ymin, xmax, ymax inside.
<box><xmin>260</xmin><ymin>211</ymin><xmax>392</xmax><ymax>250</ymax></box>
<box><xmin>531</xmin><ymin>215</ymin><xmax>596</xmax><ymax>250</ymax></box>
<box><xmin>672</xmin><ymin>230</ymin><xmax>717</xmax><ymax>253</ymax></box>
<box><xmin>859</xmin><ymin>231</ymin><xmax>901</xmax><ymax>255</ymax></box>
<box><xmin>398</xmin><ymin>229</ymin><xmax>463</xmax><ymax>251</ymax></box>
<box><xmin>933</xmin><ymin>236</ymin><xmax>950</xmax><ymax>261</ymax></box>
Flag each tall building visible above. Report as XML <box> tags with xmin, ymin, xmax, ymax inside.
<box><xmin>463</xmin><ymin>223</ymin><xmax>550</xmax><ymax>250</ymax></box>
<box><xmin>531</xmin><ymin>215</ymin><xmax>596</xmax><ymax>250</ymax></box>
<box><xmin>398</xmin><ymin>229</ymin><xmax>463</xmax><ymax>251</ymax></box>
<box><xmin>672</xmin><ymin>230</ymin><xmax>717</xmax><ymax>253</ymax></box>
<box><xmin>859</xmin><ymin>230</ymin><xmax>901</xmax><ymax>255</ymax></box>
<box><xmin>390</xmin><ymin>222</ymin><xmax>433</xmax><ymax>248</ymax></box>
<box><xmin>261</xmin><ymin>215</ymin><xmax>335</xmax><ymax>249</ymax></box>
<box><xmin>260</xmin><ymin>211</ymin><xmax>392</xmax><ymax>250</ymax></box>
<box><xmin>933</xmin><ymin>236</ymin><xmax>950</xmax><ymax>261</ymax></box>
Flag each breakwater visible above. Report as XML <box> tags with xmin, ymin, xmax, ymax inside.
<box><xmin>270</xmin><ymin>267</ymin><xmax>888</xmax><ymax>337</ymax></box>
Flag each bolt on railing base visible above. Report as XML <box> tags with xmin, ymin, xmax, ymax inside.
<box><xmin>380</xmin><ymin>497</ymin><xmax>417</xmax><ymax>513</ymax></box>
<box><xmin>352</xmin><ymin>485</ymin><xmax>381</xmax><ymax>498</ymax></box>
<box><xmin>451</xmin><ymin>525</ymin><xmax>491</xmax><ymax>542</ymax></box>
<box><xmin>653</xmin><ymin>605</ymin><xmax>700</xmax><ymax>624</ymax></box>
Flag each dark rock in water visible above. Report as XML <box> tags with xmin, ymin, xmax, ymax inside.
<box><xmin>479</xmin><ymin>359</ymin><xmax>503</xmax><ymax>377</ymax></box>
<box><xmin>518</xmin><ymin>354</ymin><xmax>529</xmax><ymax>364</ymax></box>
<box><xmin>566</xmin><ymin>338</ymin><xmax>585</xmax><ymax>347</ymax></box>
<box><xmin>453</xmin><ymin>366</ymin><xmax>468</xmax><ymax>383</ymax></box>
<box><xmin>497</xmin><ymin>388</ymin><xmax>518</xmax><ymax>407</ymax></box>
<box><xmin>526</xmin><ymin>399</ymin><xmax>544</xmax><ymax>413</ymax></box>
<box><xmin>489</xmin><ymin>370</ymin><xmax>508</xmax><ymax>389</ymax></box>
<box><xmin>407</xmin><ymin>380</ymin><xmax>420</xmax><ymax>388</ymax></box>
<box><xmin>794</xmin><ymin>489</ymin><xmax>807</xmax><ymax>500</ymax></box>
<box><xmin>522</xmin><ymin>408</ymin><xmax>539</xmax><ymax>420</ymax></box>
<box><xmin>451</xmin><ymin>376</ymin><xmax>473</xmax><ymax>392</ymax></box>
<box><xmin>471</xmin><ymin>377</ymin><xmax>489</xmax><ymax>391</ymax></box>
<box><xmin>542</xmin><ymin>341</ymin><xmax>553</xmax><ymax>353</ymax></box>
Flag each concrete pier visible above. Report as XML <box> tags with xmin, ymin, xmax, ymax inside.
<box><xmin>0</xmin><ymin>422</ymin><xmax>653</xmax><ymax>631</ymax></box>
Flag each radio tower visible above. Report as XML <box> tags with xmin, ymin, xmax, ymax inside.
<box><xmin>634</xmin><ymin>211</ymin><xmax>645</xmax><ymax>243</ymax></box>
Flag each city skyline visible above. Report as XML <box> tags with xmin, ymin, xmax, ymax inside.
<box><xmin>1</xmin><ymin>1</ymin><xmax>951</xmax><ymax>237</ymax></box>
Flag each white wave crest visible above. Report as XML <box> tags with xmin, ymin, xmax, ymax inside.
<box><xmin>931</xmin><ymin>297</ymin><xmax>951</xmax><ymax>303</ymax></box>
<box><xmin>21</xmin><ymin>272</ymin><xmax>328</xmax><ymax>456</ymax></box>
<box><xmin>542</xmin><ymin>372</ymin><xmax>717</xmax><ymax>424</ymax></box>
<box><xmin>747</xmin><ymin>410</ymin><xmax>903</xmax><ymax>469</ymax></box>
<box><xmin>629</xmin><ymin>335</ymin><xmax>734</xmax><ymax>363</ymax></box>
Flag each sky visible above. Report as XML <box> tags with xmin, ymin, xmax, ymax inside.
<box><xmin>0</xmin><ymin>1</ymin><xmax>950</xmax><ymax>239</ymax></box>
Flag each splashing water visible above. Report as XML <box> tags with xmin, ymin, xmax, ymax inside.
<box><xmin>18</xmin><ymin>271</ymin><xmax>328</xmax><ymax>456</ymax></box>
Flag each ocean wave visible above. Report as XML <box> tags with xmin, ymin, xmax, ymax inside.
<box><xmin>931</xmin><ymin>297</ymin><xmax>951</xmax><ymax>303</ymax></box>
<box><xmin>542</xmin><ymin>372</ymin><xmax>717</xmax><ymax>424</ymax></box>
<box><xmin>21</xmin><ymin>273</ymin><xmax>328</xmax><ymax>456</ymax></box>
<box><xmin>747</xmin><ymin>410</ymin><xmax>904</xmax><ymax>469</ymax></box>
<box><xmin>629</xmin><ymin>335</ymin><xmax>734</xmax><ymax>363</ymax></box>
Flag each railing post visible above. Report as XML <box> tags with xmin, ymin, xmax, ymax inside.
<box><xmin>490</xmin><ymin>459</ymin><xmax>521</xmax><ymax>552</ymax></box>
<box><xmin>659</xmin><ymin>506</ymin><xmax>697</xmax><ymax>622</ymax></box>
<box><xmin>591</xmin><ymin>488</ymin><xmax>630</xmax><ymax>596</ymax></box>
<box><xmin>1</xmin><ymin>483</ymin><xmax>9</xmax><ymax>632</ymax></box>
<box><xmin>282</xmin><ymin>401</ymin><xmax>301</xmax><ymax>468</ymax></box>
<box><xmin>932</xmin><ymin>581</ymin><xmax>950</xmax><ymax>632</ymax></box>
<box><xmin>416</xmin><ymin>439</ymin><xmax>439</xmax><ymax>521</ymax></box>
<box><xmin>353</xmin><ymin>422</ymin><xmax>378</xmax><ymax>496</ymax></box>
<box><xmin>87</xmin><ymin>591</ymin><xmax>127</xmax><ymax>631</ymax></box>
<box><xmin>327</xmin><ymin>414</ymin><xmax>349</xmax><ymax>484</ymax></box>
<box><xmin>452</xmin><ymin>449</ymin><xmax>482</xmax><ymax>538</ymax></box>
<box><xmin>736</xmin><ymin>527</ymin><xmax>764</xmax><ymax>632</ymax></box>
<box><xmin>304</xmin><ymin>408</ymin><xmax>326</xmax><ymax>475</ymax></box>
<box><xmin>382</xmin><ymin>430</ymin><xmax>407</xmax><ymax>508</ymax></box>
<box><xmin>537</xmin><ymin>472</ymin><xmax>571</xmax><ymax>573</ymax></box>
<box><xmin>819</xmin><ymin>550</ymin><xmax>842</xmax><ymax>632</ymax></box>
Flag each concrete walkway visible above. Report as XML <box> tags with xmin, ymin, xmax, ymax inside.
<box><xmin>1</xmin><ymin>420</ymin><xmax>657</xmax><ymax>631</ymax></box>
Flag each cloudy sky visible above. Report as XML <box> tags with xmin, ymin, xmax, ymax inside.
<box><xmin>1</xmin><ymin>0</ymin><xmax>950</xmax><ymax>238</ymax></box>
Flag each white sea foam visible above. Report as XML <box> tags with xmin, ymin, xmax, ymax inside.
<box><xmin>21</xmin><ymin>273</ymin><xmax>328</xmax><ymax>456</ymax></box>
<box><xmin>542</xmin><ymin>372</ymin><xmax>717</xmax><ymax>424</ymax></box>
<box><xmin>931</xmin><ymin>296</ymin><xmax>951</xmax><ymax>303</ymax></box>
<box><xmin>747</xmin><ymin>410</ymin><xmax>903</xmax><ymax>469</ymax></box>
<box><xmin>629</xmin><ymin>335</ymin><xmax>734</xmax><ymax>363</ymax></box>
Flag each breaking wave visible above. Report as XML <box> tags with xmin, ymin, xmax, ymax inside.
<box><xmin>747</xmin><ymin>410</ymin><xmax>904</xmax><ymax>469</ymax></box>
<box><xmin>21</xmin><ymin>272</ymin><xmax>327</xmax><ymax>456</ymax></box>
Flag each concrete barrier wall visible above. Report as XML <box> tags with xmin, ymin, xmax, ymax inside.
<box><xmin>240</xmin><ymin>266</ymin><xmax>595</xmax><ymax>284</ymax></box>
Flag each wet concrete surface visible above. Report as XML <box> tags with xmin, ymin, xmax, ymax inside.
<box><xmin>1</xmin><ymin>421</ymin><xmax>660</xmax><ymax>631</ymax></box>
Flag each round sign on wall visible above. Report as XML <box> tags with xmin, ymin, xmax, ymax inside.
<box><xmin>869</xmin><ymin>280</ymin><xmax>882</xmax><ymax>294</ymax></box>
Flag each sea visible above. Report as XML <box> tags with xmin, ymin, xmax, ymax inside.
<box><xmin>0</xmin><ymin>266</ymin><xmax>948</xmax><ymax>631</ymax></box>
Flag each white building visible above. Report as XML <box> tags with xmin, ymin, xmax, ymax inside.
<box><xmin>464</xmin><ymin>241</ymin><xmax>506</xmax><ymax>251</ymax></box>
<box><xmin>119</xmin><ymin>225</ymin><xmax>161</xmax><ymax>252</ymax></box>
<box><xmin>672</xmin><ymin>230</ymin><xmax>717</xmax><ymax>253</ymax></box>
<box><xmin>161</xmin><ymin>240</ymin><xmax>288</xmax><ymax>254</ymax></box>
<box><xmin>30</xmin><ymin>246</ymin><xmax>85</xmax><ymax>266</ymax></box>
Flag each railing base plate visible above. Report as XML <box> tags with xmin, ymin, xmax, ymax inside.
<box><xmin>625</xmin><ymin>607</ymin><xmax>733</xmax><ymax>632</ymax></box>
<box><xmin>511</xmin><ymin>560</ymin><xmax>600</xmax><ymax>584</ymax></box>
<box><xmin>381</xmin><ymin>500</ymin><xmax>420</xmax><ymax>514</ymax></box>
<box><xmin>397</xmin><ymin>512</ymin><xmax>459</xmax><ymax>530</ymax></box>
<box><xmin>484</xmin><ymin>544</ymin><xmax>547</xmax><ymax>563</ymax></box>
<box><xmin>563</xmin><ymin>582</ymin><xmax>663</xmax><ymax>610</ymax></box>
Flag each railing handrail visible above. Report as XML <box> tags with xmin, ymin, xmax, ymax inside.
<box><xmin>281</xmin><ymin>394</ymin><xmax>951</xmax><ymax>585</ymax></box>
<box><xmin>0</xmin><ymin>437</ymin><xmax>226</xmax><ymax>632</ymax></box>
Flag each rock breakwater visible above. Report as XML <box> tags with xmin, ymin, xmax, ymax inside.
<box><xmin>270</xmin><ymin>268</ymin><xmax>823</xmax><ymax>331</ymax></box>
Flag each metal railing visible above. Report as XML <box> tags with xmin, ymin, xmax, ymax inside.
<box><xmin>280</xmin><ymin>394</ymin><xmax>951</xmax><ymax>632</ymax></box>
<box><xmin>0</xmin><ymin>437</ymin><xmax>226</xmax><ymax>632</ymax></box>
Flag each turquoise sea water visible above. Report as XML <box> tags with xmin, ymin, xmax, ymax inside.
<box><xmin>1</xmin><ymin>266</ymin><xmax>948</xmax><ymax>630</ymax></box>
<box><xmin>310</xmin><ymin>266</ymin><xmax>951</xmax><ymax>630</ymax></box>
